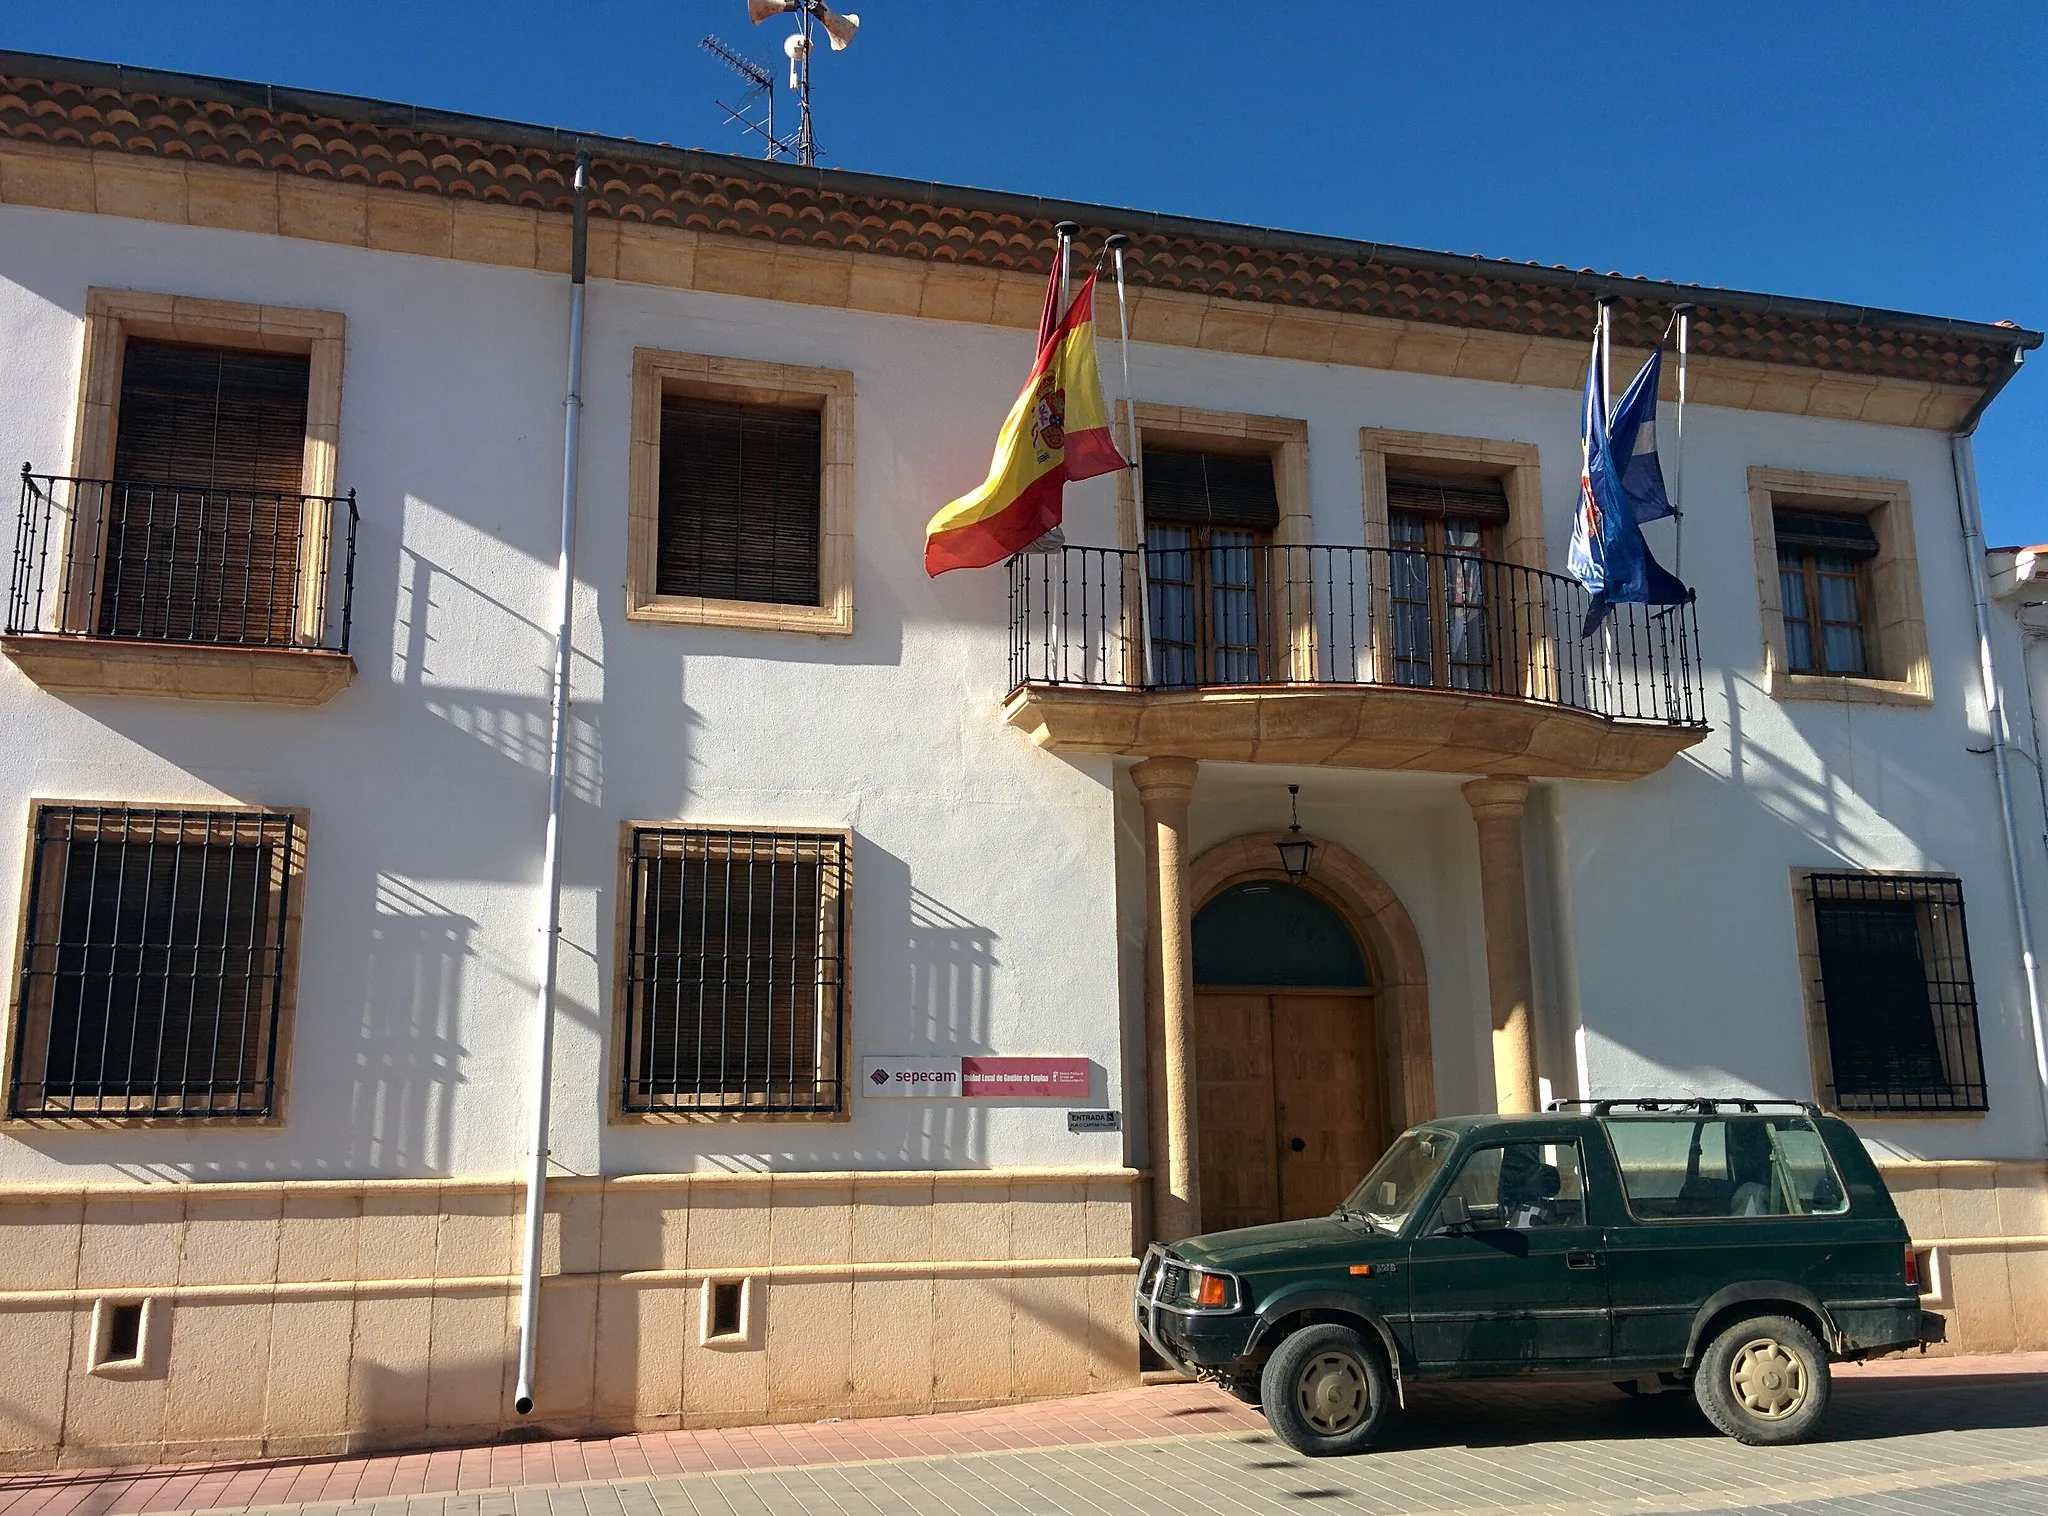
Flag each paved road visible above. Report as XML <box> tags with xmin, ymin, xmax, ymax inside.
<box><xmin>7</xmin><ymin>1364</ymin><xmax>2046</xmax><ymax>1516</ymax></box>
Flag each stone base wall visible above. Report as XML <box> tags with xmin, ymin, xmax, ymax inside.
<box><xmin>0</xmin><ymin>1169</ymin><xmax>1142</xmax><ymax>1471</ymax></box>
<box><xmin>1879</xmin><ymin>1159</ymin><xmax>2048</xmax><ymax>1354</ymax></box>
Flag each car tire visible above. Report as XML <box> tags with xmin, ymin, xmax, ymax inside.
<box><xmin>1258</xmin><ymin>1324</ymin><xmax>1391</xmax><ymax>1457</ymax></box>
<box><xmin>1693</xmin><ymin>1313</ymin><xmax>1832</xmax><ymax>1446</ymax></box>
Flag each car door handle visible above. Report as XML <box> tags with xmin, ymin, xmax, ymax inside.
<box><xmin>1566</xmin><ymin>1250</ymin><xmax>1603</xmax><ymax>1270</ymax></box>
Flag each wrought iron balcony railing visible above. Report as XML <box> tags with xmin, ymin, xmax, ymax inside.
<box><xmin>1008</xmin><ymin>543</ymin><xmax>1707</xmax><ymax>728</ymax></box>
<box><xmin>8</xmin><ymin>468</ymin><xmax>358</xmax><ymax>653</ymax></box>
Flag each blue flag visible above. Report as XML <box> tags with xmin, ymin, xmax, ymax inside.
<box><xmin>1609</xmin><ymin>350</ymin><xmax>1674</xmax><ymax>523</ymax></box>
<box><xmin>1568</xmin><ymin>341</ymin><xmax>1691</xmax><ymax>637</ymax></box>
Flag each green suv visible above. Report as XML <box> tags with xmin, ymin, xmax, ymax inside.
<box><xmin>1135</xmin><ymin>1100</ymin><xmax>1940</xmax><ymax>1456</ymax></box>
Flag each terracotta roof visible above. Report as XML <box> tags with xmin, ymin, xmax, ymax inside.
<box><xmin>1</xmin><ymin>50</ymin><xmax>2039</xmax><ymax>395</ymax></box>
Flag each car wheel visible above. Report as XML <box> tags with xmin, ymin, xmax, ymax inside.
<box><xmin>1693</xmin><ymin>1313</ymin><xmax>1831</xmax><ymax>1445</ymax></box>
<box><xmin>1258</xmin><ymin>1324</ymin><xmax>1391</xmax><ymax>1457</ymax></box>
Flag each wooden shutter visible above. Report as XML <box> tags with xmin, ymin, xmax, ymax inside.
<box><xmin>1774</xmin><ymin>508</ymin><xmax>1879</xmax><ymax>560</ymax></box>
<box><xmin>1386</xmin><ymin>474</ymin><xmax>1510</xmax><ymax>526</ymax></box>
<box><xmin>656</xmin><ymin>396</ymin><xmax>823</xmax><ymax>605</ymax></box>
<box><xmin>1143</xmin><ymin>450</ymin><xmax>1280</xmax><ymax>530</ymax></box>
<box><xmin>113</xmin><ymin>340</ymin><xmax>310</xmax><ymax>491</ymax></box>
<box><xmin>102</xmin><ymin>340</ymin><xmax>311</xmax><ymax>644</ymax></box>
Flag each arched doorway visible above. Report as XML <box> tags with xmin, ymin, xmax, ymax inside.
<box><xmin>1193</xmin><ymin>880</ymin><xmax>1380</xmax><ymax>1230</ymax></box>
<box><xmin>1185</xmin><ymin>833</ymin><xmax>1434</xmax><ymax>1234</ymax></box>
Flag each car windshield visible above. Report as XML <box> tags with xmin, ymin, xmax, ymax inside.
<box><xmin>1340</xmin><ymin>1127</ymin><xmax>1458</xmax><ymax>1232</ymax></box>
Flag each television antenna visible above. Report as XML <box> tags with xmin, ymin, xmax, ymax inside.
<box><xmin>745</xmin><ymin>0</ymin><xmax>860</xmax><ymax>167</ymax></box>
<box><xmin>700</xmin><ymin>35</ymin><xmax>790</xmax><ymax>160</ymax></box>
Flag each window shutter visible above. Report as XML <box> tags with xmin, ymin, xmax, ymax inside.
<box><xmin>1774</xmin><ymin>508</ymin><xmax>1879</xmax><ymax>560</ymax></box>
<box><xmin>656</xmin><ymin>397</ymin><xmax>823</xmax><ymax>605</ymax></box>
<box><xmin>114</xmin><ymin>340</ymin><xmax>310</xmax><ymax>491</ymax></box>
<box><xmin>1142</xmin><ymin>450</ymin><xmax>1280</xmax><ymax>531</ymax></box>
<box><xmin>103</xmin><ymin>341</ymin><xmax>311</xmax><ymax>644</ymax></box>
<box><xmin>1386</xmin><ymin>474</ymin><xmax>1511</xmax><ymax>526</ymax></box>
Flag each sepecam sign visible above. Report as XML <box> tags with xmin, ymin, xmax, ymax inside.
<box><xmin>863</xmin><ymin>1056</ymin><xmax>1089</xmax><ymax>1099</ymax></box>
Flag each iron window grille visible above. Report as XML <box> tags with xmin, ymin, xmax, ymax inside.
<box><xmin>9</xmin><ymin>805</ymin><xmax>300</xmax><ymax>1119</ymax></box>
<box><xmin>1807</xmin><ymin>872</ymin><xmax>1986</xmax><ymax>1113</ymax></box>
<box><xmin>621</xmin><ymin>826</ymin><xmax>847</xmax><ymax>1114</ymax></box>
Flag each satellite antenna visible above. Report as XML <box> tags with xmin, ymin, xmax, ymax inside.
<box><xmin>700</xmin><ymin>35</ymin><xmax>791</xmax><ymax>160</ymax></box>
<box><xmin>745</xmin><ymin>0</ymin><xmax>860</xmax><ymax>167</ymax></box>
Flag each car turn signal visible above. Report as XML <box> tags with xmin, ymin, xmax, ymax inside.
<box><xmin>1195</xmin><ymin>1272</ymin><xmax>1232</xmax><ymax>1308</ymax></box>
<box><xmin>1904</xmin><ymin>1246</ymin><xmax>1921</xmax><ymax>1289</ymax></box>
<box><xmin>1349</xmin><ymin>1264</ymin><xmax>1374</xmax><ymax>1276</ymax></box>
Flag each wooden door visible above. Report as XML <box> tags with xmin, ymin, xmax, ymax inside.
<box><xmin>1273</xmin><ymin>990</ymin><xmax>1381</xmax><ymax>1221</ymax></box>
<box><xmin>1194</xmin><ymin>988</ymin><xmax>1381</xmax><ymax>1232</ymax></box>
<box><xmin>1192</xmin><ymin>990</ymin><xmax>1280</xmax><ymax>1233</ymax></box>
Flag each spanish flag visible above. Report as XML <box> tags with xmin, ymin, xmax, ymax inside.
<box><xmin>924</xmin><ymin>270</ymin><xmax>1126</xmax><ymax>576</ymax></box>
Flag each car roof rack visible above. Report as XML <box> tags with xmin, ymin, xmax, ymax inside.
<box><xmin>1546</xmin><ymin>1097</ymin><xmax>1823</xmax><ymax>1117</ymax></box>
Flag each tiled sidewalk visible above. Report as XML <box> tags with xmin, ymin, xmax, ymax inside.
<box><xmin>1</xmin><ymin>1351</ymin><xmax>2041</xmax><ymax>1516</ymax></box>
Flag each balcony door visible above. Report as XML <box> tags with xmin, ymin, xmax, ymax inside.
<box><xmin>1143</xmin><ymin>448</ymin><xmax>1280</xmax><ymax>688</ymax></box>
<box><xmin>103</xmin><ymin>339</ymin><xmax>312</xmax><ymax>646</ymax></box>
<box><xmin>1387</xmin><ymin>474</ymin><xmax>1510</xmax><ymax>693</ymax></box>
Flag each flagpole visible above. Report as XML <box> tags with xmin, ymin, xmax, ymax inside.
<box><xmin>1672</xmin><ymin>303</ymin><xmax>1693</xmax><ymax>580</ymax></box>
<box><xmin>1597</xmin><ymin>295</ymin><xmax>1615</xmax><ymax>420</ymax></box>
<box><xmin>1594</xmin><ymin>298</ymin><xmax>1618</xmax><ymax>715</ymax></box>
<box><xmin>1105</xmin><ymin>232</ymin><xmax>1154</xmax><ymax>690</ymax></box>
<box><xmin>1055</xmin><ymin>219</ymin><xmax>1079</xmax><ymax>322</ymax></box>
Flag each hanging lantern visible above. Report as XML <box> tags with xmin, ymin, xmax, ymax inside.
<box><xmin>1276</xmin><ymin>784</ymin><xmax>1316</xmax><ymax>878</ymax></box>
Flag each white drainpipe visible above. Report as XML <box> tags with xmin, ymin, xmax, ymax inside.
<box><xmin>1950</xmin><ymin>343</ymin><xmax>2048</xmax><ymax>1149</ymax></box>
<box><xmin>514</xmin><ymin>150</ymin><xmax>591</xmax><ymax>1415</ymax></box>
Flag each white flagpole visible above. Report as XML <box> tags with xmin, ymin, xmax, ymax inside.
<box><xmin>1055</xmin><ymin>219</ymin><xmax>1078</xmax><ymax>322</ymax></box>
<box><xmin>1594</xmin><ymin>298</ymin><xmax>1618</xmax><ymax>713</ymax></box>
<box><xmin>1597</xmin><ymin>295</ymin><xmax>1615</xmax><ymax>419</ymax></box>
<box><xmin>1672</xmin><ymin>303</ymin><xmax>1693</xmax><ymax>579</ymax></box>
<box><xmin>1105</xmin><ymin>232</ymin><xmax>1154</xmax><ymax>689</ymax></box>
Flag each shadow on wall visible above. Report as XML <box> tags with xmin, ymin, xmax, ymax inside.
<box><xmin>1582</xmin><ymin>661</ymin><xmax>1984</xmax><ymax>1112</ymax></box>
<box><xmin>396</xmin><ymin>546</ymin><xmax>604</xmax><ymax>809</ymax></box>
<box><xmin>344</xmin><ymin>874</ymin><xmax>473</xmax><ymax>1173</ymax></box>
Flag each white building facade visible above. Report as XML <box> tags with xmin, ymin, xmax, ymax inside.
<box><xmin>0</xmin><ymin>53</ymin><xmax>2042</xmax><ymax>1467</ymax></box>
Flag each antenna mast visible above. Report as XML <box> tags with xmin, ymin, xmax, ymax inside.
<box><xmin>700</xmin><ymin>35</ymin><xmax>787</xmax><ymax>160</ymax></box>
<box><xmin>743</xmin><ymin>0</ymin><xmax>861</xmax><ymax>168</ymax></box>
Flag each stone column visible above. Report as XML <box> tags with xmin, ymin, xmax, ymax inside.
<box><xmin>1462</xmin><ymin>776</ymin><xmax>1539</xmax><ymax>1115</ymax></box>
<box><xmin>1133</xmin><ymin>756</ymin><xmax>1201</xmax><ymax>1242</ymax></box>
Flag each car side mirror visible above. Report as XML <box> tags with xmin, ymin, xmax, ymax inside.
<box><xmin>1436</xmin><ymin>1195</ymin><xmax>1471</xmax><ymax>1233</ymax></box>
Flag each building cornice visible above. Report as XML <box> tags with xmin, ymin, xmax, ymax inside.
<box><xmin>0</xmin><ymin>50</ymin><xmax>2037</xmax><ymax>423</ymax></box>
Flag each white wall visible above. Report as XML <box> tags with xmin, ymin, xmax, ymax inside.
<box><xmin>2</xmin><ymin>198</ymin><xmax>2040</xmax><ymax>1185</ymax></box>
<box><xmin>0</xmin><ymin>204</ymin><xmax>1128</xmax><ymax>1183</ymax></box>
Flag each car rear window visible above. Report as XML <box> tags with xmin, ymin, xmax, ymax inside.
<box><xmin>1603</xmin><ymin>1115</ymin><xmax>1849</xmax><ymax>1221</ymax></box>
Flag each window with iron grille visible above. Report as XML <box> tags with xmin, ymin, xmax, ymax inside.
<box><xmin>8</xmin><ymin>805</ymin><xmax>301</xmax><ymax>1119</ymax></box>
<box><xmin>1805</xmin><ymin>872</ymin><xmax>1986</xmax><ymax>1113</ymax></box>
<box><xmin>656</xmin><ymin>397</ymin><xmax>824</xmax><ymax>607</ymax></box>
<box><xmin>620</xmin><ymin>826</ymin><xmax>847</xmax><ymax>1115</ymax></box>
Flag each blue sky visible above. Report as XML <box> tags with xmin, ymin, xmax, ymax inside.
<box><xmin>10</xmin><ymin>2</ymin><xmax>2044</xmax><ymax>542</ymax></box>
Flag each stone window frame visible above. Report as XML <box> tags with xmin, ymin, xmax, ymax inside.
<box><xmin>607</xmin><ymin>819</ymin><xmax>854</xmax><ymax>1126</ymax></box>
<box><xmin>626</xmin><ymin>349</ymin><xmax>855</xmax><ymax>637</ymax></box>
<box><xmin>1787</xmin><ymin>866</ymin><xmax>1985</xmax><ymax>1119</ymax></box>
<box><xmin>1</xmin><ymin>799</ymin><xmax>309</xmax><ymax>1131</ymax></box>
<box><xmin>66</xmin><ymin>288</ymin><xmax>347</xmax><ymax>647</ymax></box>
<box><xmin>1748</xmin><ymin>468</ymin><xmax>1932</xmax><ymax>707</ymax></box>
<box><xmin>1358</xmin><ymin>428</ymin><xmax>1545</xmax><ymax>567</ymax></box>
